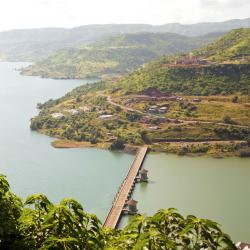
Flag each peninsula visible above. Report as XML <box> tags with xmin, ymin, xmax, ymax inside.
<box><xmin>30</xmin><ymin>29</ymin><xmax>250</xmax><ymax>157</ymax></box>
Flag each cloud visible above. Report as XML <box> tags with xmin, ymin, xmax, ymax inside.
<box><xmin>39</xmin><ymin>0</ymin><xmax>71</xmax><ymax>5</ymax></box>
<box><xmin>200</xmin><ymin>0</ymin><xmax>250</xmax><ymax>8</ymax></box>
<box><xmin>0</xmin><ymin>0</ymin><xmax>249</xmax><ymax>32</ymax></box>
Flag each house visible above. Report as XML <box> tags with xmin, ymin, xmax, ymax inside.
<box><xmin>148</xmin><ymin>105</ymin><xmax>158</xmax><ymax>113</ymax></box>
<box><xmin>99</xmin><ymin>115</ymin><xmax>113</xmax><ymax>120</ymax></box>
<box><xmin>236</xmin><ymin>242</ymin><xmax>250</xmax><ymax>250</ymax></box>
<box><xmin>159</xmin><ymin>107</ymin><xmax>168</xmax><ymax>113</ymax></box>
<box><xmin>67</xmin><ymin>109</ymin><xmax>79</xmax><ymax>115</ymax></box>
<box><xmin>174</xmin><ymin>55</ymin><xmax>210</xmax><ymax>66</ymax></box>
<box><xmin>51</xmin><ymin>113</ymin><xmax>65</xmax><ymax>119</ymax></box>
<box><xmin>177</xmin><ymin>97</ymin><xmax>184</xmax><ymax>101</ymax></box>
<box><xmin>148</xmin><ymin>126</ymin><xmax>159</xmax><ymax>130</ymax></box>
<box><xmin>197</xmin><ymin>58</ymin><xmax>209</xmax><ymax>65</ymax></box>
<box><xmin>192</xmin><ymin>98</ymin><xmax>202</xmax><ymax>103</ymax></box>
<box><xmin>168</xmin><ymin>96</ymin><xmax>177</xmax><ymax>101</ymax></box>
<box><xmin>79</xmin><ymin>106</ymin><xmax>91</xmax><ymax>112</ymax></box>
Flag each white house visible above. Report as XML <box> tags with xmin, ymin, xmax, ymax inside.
<box><xmin>51</xmin><ymin>113</ymin><xmax>65</xmax><ymax>119</ymax></box>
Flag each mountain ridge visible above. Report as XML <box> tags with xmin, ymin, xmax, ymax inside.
<box><xmin>20</xmin><ymin>32</ymin><xmax>224</xmax><ymax>79</ymax></box>
<box><xmin>0</xmin><ymin>18</ymin><xmax>249</xmax><ymax>61</ymax></box>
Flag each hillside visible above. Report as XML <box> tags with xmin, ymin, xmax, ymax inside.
<box><xmin>195</xmin><ymin>28</ymin><xmax>250</xmax><ymax>62</ymax></box>
<box><xmin>115</xmin><ymin>28</ymin><xmax>250</xmax><ymax>96</ymax></box>
<box><xmin>21</xmin><ymin>32</ymin><xmax>223</xmax><ymax>79</ymax></box>
<box><xmin>0</xmin><ymin>18</ymin><xmax>250</xmax><ymax>61</ymax></box>
<box><xmin>29</xmin><ymin>28</ymin><xmax>250</xmax><ymax>157</ymax></box>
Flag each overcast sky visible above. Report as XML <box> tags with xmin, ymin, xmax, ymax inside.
<box><xmin>0</xmin><ymin>0</ymin><xmax>249</xmax><ymax>31</ymax></box>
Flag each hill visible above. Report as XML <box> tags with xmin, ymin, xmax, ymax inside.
<box><xmin>195</xmin><ymin>28</ymin><xmax>250</xmax><ymax>62</ymax></box>
<box><xmin>21</xmin><ymin>32</ymin><xmax>223</xmax><ymax>79</ymax></box>
<box><xmin>115</xmin><ymin>28</ymin><xmax>250</xmax><ymax>96</ymax></box>
<box><xmin>0</xmin><ymin>18</ymin><xmax>250</xmax><ymax>61</ymax></box>
<box><xmin>29</xmin><ymin>29</ymin><xmax>250</xmax><ymax>157</ymax></box>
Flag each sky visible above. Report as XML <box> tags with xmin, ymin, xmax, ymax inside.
<box><xmin>0</xmin><ymin>0</ymin><xmax>249</xmax><ymax>31</ymax></box>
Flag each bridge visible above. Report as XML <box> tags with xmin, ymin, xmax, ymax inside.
<box><xmin>103</xmin><ymin>146</ymin><xmax>148</xmax><ymax>229</ymax></box>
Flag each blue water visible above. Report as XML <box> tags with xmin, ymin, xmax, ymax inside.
<box><xmin>0</xmin><ymin>62</ymin><xmax>133</xmax><ymax>221</ymax></box>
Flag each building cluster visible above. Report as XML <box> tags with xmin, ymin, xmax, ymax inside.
<box><xmin>148</xmin><ymin>105</ymin><xmax>168</xmax><ymax>114</ymax></box>
<box><xmin>175</xmin><ymin>57</ymin><xmax>209</xmax><ymax>65</ymax></box>
<box><xmin>50</xmin><ymin>105</ymin><xmax>92</xmax><ymax>119</ymax></box>
<box><xmin>51</xmin><ymin>113</ymin><xmax>65</xmax><ymax>119</ymax></box>
<box><xmin>174</xmin><ymin>54</ymin><xmax>210</xmax><ymax>66</ymax></box>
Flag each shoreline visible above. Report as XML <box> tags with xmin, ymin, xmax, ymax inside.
<box><xmin>51</xmin><ymin>139</ymin><xmax>249</xmax><ymax>158</ymax></box>
<box><xmin>51</xmin><ymin>139</ymin><xmax>139</xmax><ymax>154</ymax></box>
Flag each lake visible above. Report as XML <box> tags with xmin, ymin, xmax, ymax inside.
<box><xmin>0</xmin><ymin>62</ymin><xmax>133</xmax><ymax>221</ymax></box>
<box><xmin>0</xmin><ymin>62</ymin><xmax>249</xmax><ymax>242</ymax></box>
<box><xmin>121</xmin><ymin>153</ymin><xmax>250</xmax><ymax>242</ymax></box>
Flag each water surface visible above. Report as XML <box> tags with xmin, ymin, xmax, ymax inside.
<box><xmin>1</xmin><ymin>62</ymin><xmax>249</xmax><ymax>242</ymax></box>
<box><xmin>121</xmin><ymin>153</ymin><xmax>250</xmax><ymax>242</ymax></box>
<box><xmin>0</xmin><ymin>62</ymin><xmax>133</xmax><ymax>221</ymax></box>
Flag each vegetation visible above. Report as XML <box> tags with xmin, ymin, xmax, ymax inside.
<box><xmin>109</xmin><ymin>138</ymin><xmax>125</xmax><ymax>150</ymax></box>
<box><xmin>29</xmin><ymin>29</ymin><xmax>250</xmax><ymax>157</ymax></box>
<box><xmin>0</xmin><ymin>174</ymin><xmax>237</xmax><ymax>249</ymax></box>
<box><xmin>30</xmin><ymin>84</ymin><xmax>250</xmax><ymax>157</ymax></box>
<box><xmin>21</xmin><ymin>32</ymin><xmax>222</xmax><ymax>79</ymax></box>
<box><xmin>117</xmin><ymin>63</ymin><xmax>250</xmax><ymax>95</ymax></box>
<box><xmin>113</xmin><ymin>28</ymin><xmax>250</xmax><ymax>96</ymax></box>
<box><xmin>195</xmin><ymin>28</ymin><xmax>250</xmax><ymax>62</ymax></box>
<box><xmin>2</xmin><ymin>18</ymin><xmax>250</xmax><ymax>62</ymax></box>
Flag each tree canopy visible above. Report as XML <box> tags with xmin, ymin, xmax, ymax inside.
<box><xmin>0</xmin><ymin>174</ymin><xmax>237</xmax><ymax>249</ymax></box>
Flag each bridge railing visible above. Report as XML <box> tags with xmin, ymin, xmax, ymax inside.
<box><xmin>103</xmin><ymin>146</ymin><xmax>148</xmax><ymax>228</ymax></box>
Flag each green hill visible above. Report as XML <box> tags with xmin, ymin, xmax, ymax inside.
<box><xmin>195</xmin><ymin>28</ymin><xmax>250</xmax><ymax>62</ymax></box>
<box><xmin>115</xmin><ymin>29</ymin><xmax>250</xmax><ymax>96</ymax></box>
<box><xmin>21</xmin><ymin>32</ymin><xmax>223</xmax><ymax>79</ymax></box>
<box><xmin>28</xmin><ymin>29</ymin><xmax>250</xmax><ymax>157</ymax></box>
<box><xmin>1</xmin><ymin>18</ymin><xmax>250</xmax><ymax>62</ymax></box>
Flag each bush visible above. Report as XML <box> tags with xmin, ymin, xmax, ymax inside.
<box><xmin>223</xmin><ymin>115</ymin><xmax>235</xmax><ymax>124</ymax></box>
<box><xmin>232</xmin><ymin>96</ymin><xmax>238</xmax><ymax>103</ymax></box>
<box><xmin>239</xmin><ymin>148</ymin><xmax>250</xmax><ymax>157</ymax></box>
<box><xmin>109</xmin><ymin>138</ymin><xmax>125</xmax><ymax>150</ymax></box>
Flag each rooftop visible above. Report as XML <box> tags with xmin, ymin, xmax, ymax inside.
<box><xmin>127</xmin><ymin>199</ymin><xmax>138</xmax><ymax>206</ymax></box>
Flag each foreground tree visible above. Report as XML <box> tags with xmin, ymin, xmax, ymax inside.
<box><xmin>0</xmin><ymin>175</ymin><xmax>22</xmax><ymax>249</ymax></box>
<box><xmin>105</xmin><ymin>208</ymin><xmax>236</xmax><ymax>250</ymax></box>
<box><xmin>0</xmin><ymin>175</ymin><xmax>237</xmax><ymax>249</ymax></box>
<box><xmin>19</xmin><ymin>196</ymin><xmax>105</xmax><ymax>249</ymax></box>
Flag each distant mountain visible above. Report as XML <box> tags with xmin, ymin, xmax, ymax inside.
<box><xmin>115</xmin><ymin>28</ymin><xmax>250</xmax><ymax>96</ymax></box>
<box><xmin>0</xmin><ymin>18</ymin><xmax>249</xmax><ymax>61</ymax></box>
<box><xmin>21</xmin><ymin>32</ymin><xmax>224</xmax><ymax>79</ymax></box>
<box><xmin>157</xmin><ymin>18</ymin><xmax>250</xmax><ymax>36</ymax></box>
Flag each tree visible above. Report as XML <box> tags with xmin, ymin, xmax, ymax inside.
<box><xmin>0</xmin><ymin>175</ymin><xmax>237</xmax><ymax>249</ymax></box>
<box><xmin>0</xmin><ymin>175</ymin><xmax>22</xmax><ymax>249</ymax></box>
<box><xmin>109</xmin><ymin>138</ymin><xmax>125</xmax><ymax>150</ymax></box>
<box><xmin>19</xmin><ymin>196</ymin><xmax>105</xmax><ymax>249</ymax></box>
<box><xmin>106</xmin><ymin>208</ymin><xmax>236</xmax><ymax>249</ymax></box>
<box><xmin>19</xmin><ymin>194</ymin><xmax>53</xmax><ymax>249</ymax></box>
<box><xmin>223</xmin><ymin>115</ymin><xmax>234</xmax><ymax>124</ymax></box>
<box><xmin>232</xmin><ymin>96</ymin><xmax>238</xmax><ymax>103</ymax></box>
